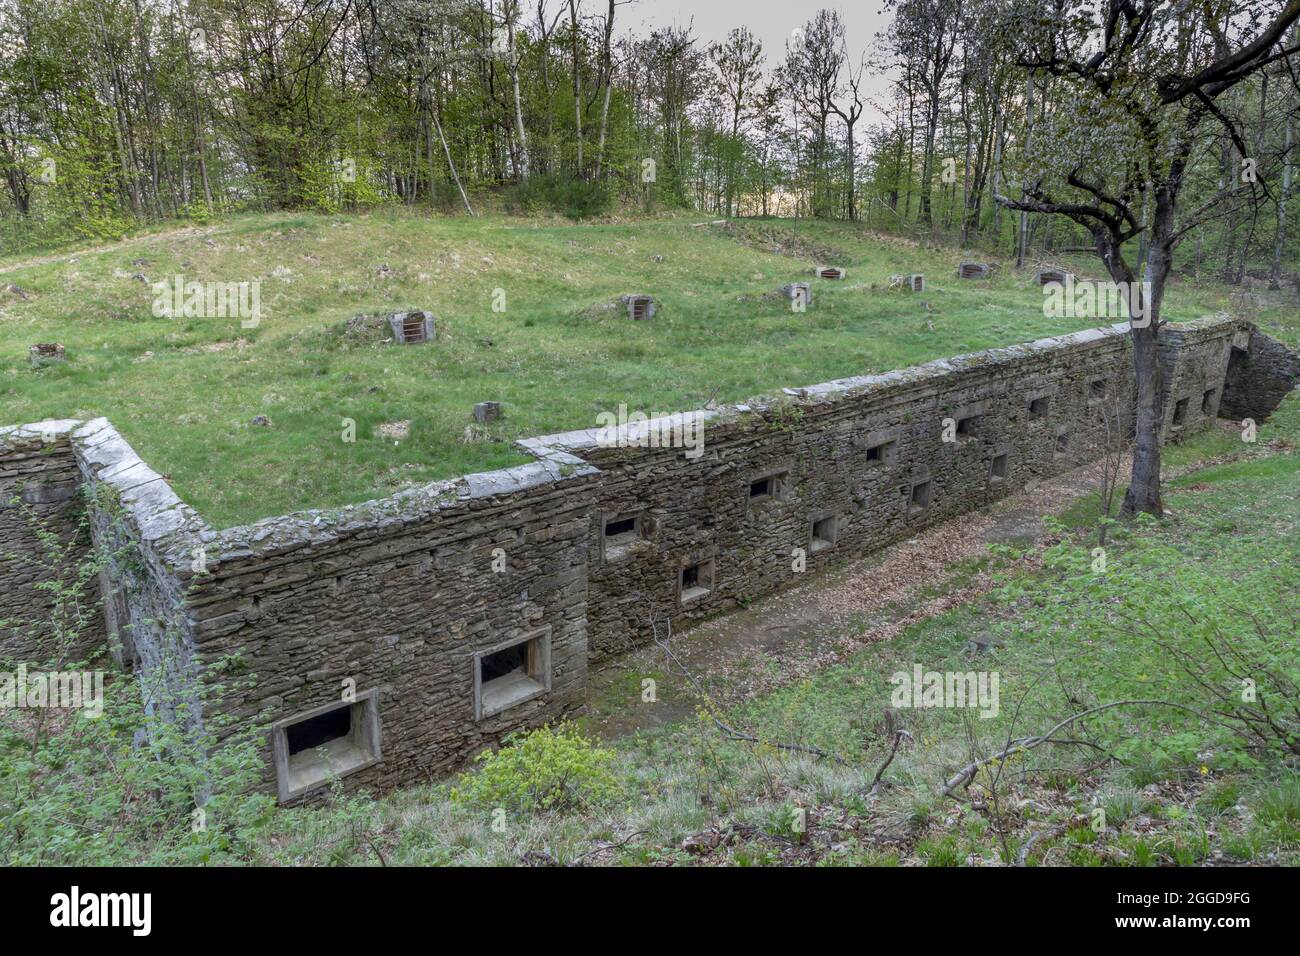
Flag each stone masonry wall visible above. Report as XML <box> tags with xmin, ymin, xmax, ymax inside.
<box><xmin>527</xmin><ymin>318</ymin><xmax>1236</xmax><ymax>661</ymax></box>
<box><xmin>1220</xmin><ymin>326</ymin><xmax>1300</xmax><ymax>422</ymax></box>
<box><xmin>184</xmin><ymin>458</ymin><xmax>599</xmax><ymax>800</ymax></box>
<box><xmin>0</xmin><ymin>421</ymin><xmax>101</xmax><ymax>663</ymax></box>
<box><xmin>0</xmin><ymin>315</ymin><xmax>1261</xmax><ymax>798</ymax></box>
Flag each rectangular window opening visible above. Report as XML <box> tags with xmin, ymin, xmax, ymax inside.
<box><xmin>1090</xmin><ymin>379</ymin><xmax>1106</xmax><ymax>400</ymax></box>
<box><xmin>866</xmin><ymin>440</ymin><xmax>895</xmax><ymax>464</ymax></box>
<box><xmin>680</xmin><ymin>560</ymin><xmax>714</xmax><ymax>604</ymax></box>
<box><xmin>910</xmin><ymin>480</ymin><xmax>932</xmax><ymax>512</ymax></box>
<box><xmin>274</xmin><ymin>694</ymin><xmax>381</xmax><ymax>802</ymax></box>
<box><xmin>476</xmin><ymin>630</ymin><xmax>551</xmax><ymax>720</ymax></box>
<box><xmin>810</xmin><ymin>515</ymin><xmax>838</xmax><ymax>552</ymax></box>
<box><xmin>1173</xmin><ymin>398</ymin><xmax>1189</xmax><ymax>425</ymax></box>
<box><xmin>604</xmin><ymin>516</ymin><xmax>637</xmax><ymax>538</ymax></box>
<box><xmin>1202</xmin><ymin>389</ymin><xmax>1216</xmax><ymax>415</ymax></box>
<box><xmin>749</xmin><ymin>471</ymin><xmax>787</xmax><ymax>503</ymax></box>
<box><xmin>990</xmin><ymin>453</ymin><xmax>1008</xmax><ymax>480</ymax></box>
<box><xmin>1055</xmin><ymin>432</ymin><xmax>1070</xmax><ymax>455</ymax></box>
<box><xmin>1028</xmin><ymin>396</ymin><xmax>1051</xmax><ymax>419</ymax></box>
<box><xmin>956</xmin><ymin>415</ymin><xmax>980</xmax><ymax>439</ymax></box>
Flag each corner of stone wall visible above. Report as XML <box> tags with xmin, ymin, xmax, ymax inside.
<box><xmin>1220</xmin><ymin>321</ymin><xmax>1300</xmax><ymax>422</ymax></box>
<box><xmin>0</xmin><ymin>419</ymin><xmax>100</xmax><ymax>663</ymax></box>
<box><xmin>70</xmin><ymin>419</ymin><xmax>212</xmax><ymax>731</ymax></box>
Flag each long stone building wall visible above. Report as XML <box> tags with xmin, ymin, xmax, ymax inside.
<box><xmin>1</xmin><ymin>314</ymin><xmax>1291</xmax><ymax>802</ymax></box>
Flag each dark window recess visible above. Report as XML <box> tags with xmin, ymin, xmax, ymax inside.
<box><xmin>681</xmin><ymin>560</ymin><xmax>713</xmax><ymax>602</ymax></box>
<box><xmin>956</xmin><ymin>415</ymin><xmax>979</xmax><ymax>438</ymax></box>
<box><xmin>910</xmin><ymin>480</ymin><xmax>932</xmax><ymax>510</ymax></box>
<box><xmin>1055</xmin><ymin>432</ymin><xmax>1070</xmax><ymax>455</ymax></box>
<box><xmin>750</xmin><ymin>477</ymin><xmax>773</xmax><ymax>498</ymax></box>
<box><xmin>604</xmin><ymin>516</ymin><xmax>637</xmax><ymax>538</ymax></box>
<box><xmin>481</xmin><ymin>642</ymin><xmax>528</xmax><ymax>684</ymax></box>
<box><xmin>867</xmin><ymin>440</ymin><xmax>894</xmax><ymax>464</ymax></box>
<box><xmin>1029</xmin><ymin>396</ymin><xmax>1050</xmax><ymax>419</ymax></box>
<box><xmin>286</xmin><ymin>706</ymin><xmax>352</xmax><ymax>756</ymax></box>
<box><xmin>1202</xmin><ymin>390</ymin><xmax>1216</xmax><ymax>415</ymax></box>
<box><xmin>1173</xmin><ymin>398</ymin><xmax>1189</xmax><ymax>425</ymax></box>
<box><xmin>991</xmin><ymin>453</ymin><xmax>1008</xmax><ymax>479</ymax></box>
<box><xmin>1090</xmin><ymin>380</ymin><xmax>1106</xmax><ymax>399</ymax></box>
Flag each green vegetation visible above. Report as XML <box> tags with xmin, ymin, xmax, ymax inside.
<box><xmin>8</xmin><ymin>392</ymin><xmax>1286</xmax><ymax>866</ymax></box>
<box><xmin>2</xmin><ymin>211</ymin><xmax>1249</xmax><ymax>526</ymax></box>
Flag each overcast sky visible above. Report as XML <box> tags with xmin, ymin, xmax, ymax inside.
<box><xmin>623</xmin><ymin>0</ymin><xmax>898</xmax><ymax>123</ymax></box>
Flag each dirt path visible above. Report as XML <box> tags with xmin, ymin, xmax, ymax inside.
<box><xmin>583</xmin><ymin>462</ymin><xmax>1107</xmax><ymax>739</ymax></box>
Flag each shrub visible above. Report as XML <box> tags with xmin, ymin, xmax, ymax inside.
<box><xmin>450</xmin><ymin>723</ymin><xmax>622</xmax><ymax>813</ymax></box>
<box><xmin>503</xmin><ymin>174</ymin><xmax>612</xmax><ymax>219</ymax></box>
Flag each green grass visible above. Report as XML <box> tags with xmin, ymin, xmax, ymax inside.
<box><xmin>0</xmin><ymin>209</ymin><xmax>1234</xmax><ymax>527</ymax></box>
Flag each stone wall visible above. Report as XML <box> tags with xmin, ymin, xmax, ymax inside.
<box><xmin>185</xmin><ymin>457</ymin><xmax>599</xmax><ymax>799</ymax></box>
<box><xmin>0</xmin><ymin>421</ymin><xmax>100</xmax><ymax>663</ymax></box>
<box><xmin>0</xmin><ymin>314</ymin><xmax>1265</xmax><ymax>799</ymax></box>
<box><xmin>1220</xmin><ymin>326</ymin><xmax>1300</xmax><ymax>422</ymax></box>
<box><xmin>526</xmin><ymin>318</ymin><xmax>1237</xmax><ymax>660</ymax></box>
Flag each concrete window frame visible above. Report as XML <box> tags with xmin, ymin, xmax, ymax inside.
<box><xmin>862</xmin><ymin>426</ymin><xmax>900</xmax><ymax>468</ymax></box>
<box><xmin>601</xmin><ymin>510</ymin><xmax>644</xmax><ymax>563</ymax></box>
<box><xmin>474</xmin><ymin>626</ymin><xmax>552</xmax><ymax>721</ymax></box>
<box><xmin>808</xmin><ymin>512</ymin><xmax>839</xmax><ymax>553</ymax></box>
<box><xmin>679</xmin><ymin>558</ymin><xmax>715</xmax><ymax>605</ymax></box>
<box><xmin>989</xmin><ymin>448</ymin><xmax>1010</xmax><ymax>482</ymax></box>
<box><xmin>1053</xmin><ymin>426</ymin><xmax>1071</xmax><ymax>459</ymax></box>
<box><xmin>747</xmin><ymin>467</ymin><xmax>790</xmax><ymax>509</ymax></box>
<box><xmin>272</xmin><ymin>690</ymin><xmax>382</xmax><ymax>803</ymax></box>
<box><xmin>908</xmin><ymin>478</ymin><xmax>933</xmax><ymax>514</ymax></box>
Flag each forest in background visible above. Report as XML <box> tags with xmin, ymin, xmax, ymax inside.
<box><xmin>0</xmin><ymin>0</ymin><xmax>1296</xmax><ymax>283</ymax></box>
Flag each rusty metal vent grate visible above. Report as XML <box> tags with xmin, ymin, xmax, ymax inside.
<box><xmin>402</xmin><ymin>315</ymin><xmax>427</xmax><ymax>343</ymax></box>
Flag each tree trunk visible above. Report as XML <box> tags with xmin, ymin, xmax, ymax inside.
<box><xmin>569</xmin><ymin>0</ymin><xmax>583</xmax><ymax>176</ymax></box>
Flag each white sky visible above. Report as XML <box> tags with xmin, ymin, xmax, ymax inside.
<box><xmin>622</xmin><ymin>0</ymin><xmax>898</xmax><ymax>124</ymax></box>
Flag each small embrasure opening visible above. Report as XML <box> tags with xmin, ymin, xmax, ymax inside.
<box><xmin>1090</xmin><ymin>379</ymin><xmax>1107</xmax><ymax>399</ymax></box>
<box><xmin>866</xmin><ymin>440</ymin><xmax>894</xmax><ymax>464</ymax></box>
<box><xmin>286</xmin><ymin>706</ymin><xmax>352</xmax><ymax>756</ymax></box>
<box><xmin>910</xmin><ymin>480</ymin><xmax>932</xmax><ymax>511</ymax></box>
<box><xmin>956</xmin><ymin>415</ymin><xmax>979</xmax><ymax>438</ymax></box>
<box><xmin>1202</xmin><ymin>389</ymin><xmax>1216</xmax><ymax>415</ymax></box>
<box><xmin>603</xmin><ymin>513</ymin><xmax>641</xmax><ymax>560</ymax></box>
<box><xmin>749</xmin><ymin>471</ymin><xmax>786</xmax><ymax>502</ymax></box>
<box><xmin>1055</xmin><ymin>431</ymin><xmax>1070</xmax><ymax>455</ymax></box>
<box><xmin>990</xmin><ymin>452</ymin><xmax>1008</xmax><ymax>480</ymax></box>
<box><xmin>1173</xmin><ymin>398</ymin><xmax>1189</xmax><ymax>425</ymax></box>
<box><xmin>277</xmin><ymin>696</ymin><xmax>379</xmax><ymax>800</ymax></box>
<box><xmin>478</xmin><ymin>633</ymin><xmax>549</xmax><ymax>719</ymax></box>
<box><xmin>604</xmin><ymin>516</ymin><xmax>637</xmax><ymax>538</ymax></box>
<box><xmin>681</xmin><ymin>560</ymin><xmax>713</xmax><ymax>603</ymax></box>
<box><xmin>1029</xmin><ymin>396</ymin><xmax>1050</xmax><ymax>419</ymax></box>
<box><xmin>810</xmin><ymin>515</ymin><xmax>838</xmax><ymax>552</ymax></box>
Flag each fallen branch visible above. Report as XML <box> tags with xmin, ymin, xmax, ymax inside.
<box><xmin>942</xmin><ymin>699</ymin><xmax>1229</xmax><ymax>797</ymax></box>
